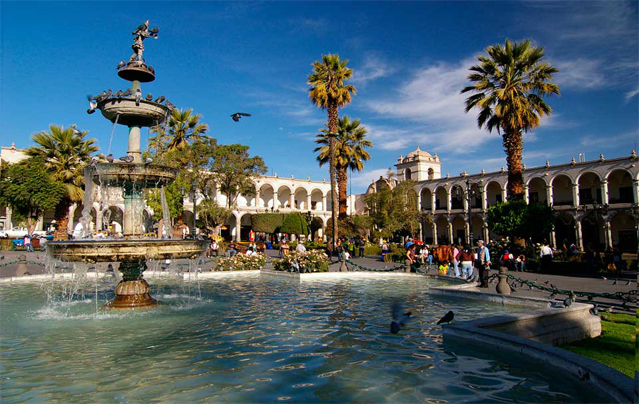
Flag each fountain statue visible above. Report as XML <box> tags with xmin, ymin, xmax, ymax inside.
<box><xmin>48</xmin><ymin>22</ymin><xmax>209</xmax><ymax>309</ymax></box>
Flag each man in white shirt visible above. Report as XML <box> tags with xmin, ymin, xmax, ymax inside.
<box><xmin>540</xmin><ymin>241</ymin><xmax>553</xmax><ymax>271</ymax></box>
<box><xmin>296</xmin><ymin>241</ymin><xmax>306</xmax><ymax>253</ymax></box>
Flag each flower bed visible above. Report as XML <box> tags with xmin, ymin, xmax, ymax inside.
<box><xmin>272</xmin><ymin>250</ymin><xmax>329</xmax><ymax>273</ymax></box>
<box><xmin>215</xmin><ymin>253</ymin><xmax>266</xmax><ymax>271</ymax></box>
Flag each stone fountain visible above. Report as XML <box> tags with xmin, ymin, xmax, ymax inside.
<box><xmin>48</xmin><ymin>21</ymin><xmax>208</xmax><ymax>309</ymax></box>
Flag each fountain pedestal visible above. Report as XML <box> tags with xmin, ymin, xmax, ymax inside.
<box><xmin>107</xmin><ymin>261</ymin><xmax>157</xmax><ymax>309</ymax></box>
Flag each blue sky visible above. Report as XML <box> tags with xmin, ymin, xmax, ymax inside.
<box><xmin>1</xmin><ymin>1</ymin><xmax>637</xmax><ymax>194</ymax></box>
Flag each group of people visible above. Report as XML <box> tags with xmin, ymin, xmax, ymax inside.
<box><xmin>326</xmin><ymin>238</ymin><xmax>366</xmax><ymax>261</ymax></box>
<box><xmin>404</xmin><ymin>238</ymin><xmax>493</xmax><ymax>288</ymax></box>
<box><xmin>279</xmin><ymin>239</ymin><xmax>307</xmax><ymax>257</ymax></box>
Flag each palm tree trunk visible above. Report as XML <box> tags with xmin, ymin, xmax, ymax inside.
<box><xmin>337</xmin><ymin>166</ymin><xmax>348</xmax><ymax>219</ymax></box>
<box><xmin>503</xmin><ymin>130</ymin><xmax>524</xmax><ymax>201</ymax></box>
<box><xmin>328</xmin><ymin>102</ymin><xmax>339</xmax><ymax>245</ymax></box>
<box><xmin>53</xmin><ymin>199</ymin><xmax>71</xmax><ymax>241</ymax></box>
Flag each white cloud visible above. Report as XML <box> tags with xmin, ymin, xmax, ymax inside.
<box><xmin>553</xmin><ymin>58</ymin><xmax>605</xmax><ymax>89</ymax></box>
<box><xmin>352</xmin><ymin>54</ymin><xmax>396</xmax><ymax>85</ymax></box>
<box><xmin>350</xmin><ymin>168</ymin><xmax>391</xmax><ymax>188</ymax></box>
<box><xmin>579</xmin><ymin>132</ymin><xmax>638</xmax><ymax>148</ymax></box>
<box><xmin>625</xmin><ymin>87</ymin><xmax>639</xmax><ymax>101</ymax></box>
<box><xmin>364</xmin><ymin>58</ymin><xmax>500</xmax><ymax>153</ymax></box>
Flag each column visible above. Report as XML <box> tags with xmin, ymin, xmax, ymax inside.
<box><xmin>446</xmin><ymin>192</ymin><xmax>452</xmax><ymax>212</ymax></box>
<box><xmin>68</xmin><ymin>203</ymin><xmax>77</xmax><ymax>235</ymax></box>
<box><xmin>550</xmin><ymin>230</ymin><xmax>557</xmax><ymax>249</ymax></box>
<box><xmin>546</xmin><ymin>185</ymin><xmax>553</xmax><ymax>206</ymax></box>
<box><xmin>418</xmin><ymin>223</ymin><xmax>423</xmax><ymax>241</ymax></box>
<box><xmin>481</xmin><ymin>190</ymin><xmax>487</xmax><ymax>211</ymax></box>
<box><xmin>523</xmin><ymin>184</ymin><xmax>529</xmax><ymax>203</ymax></box>
<box><xmin>501</xmin><ymin>187</ymin><xmax>507</xmax><ymax>203</ymax></box>
<box><xmin>255</xmin><ymin>190</ymin><xmax>261</xmax><ymax>208</ymax></box>
<box><xmin>96</xmin><ymin>207</ymin><xmax>103</xmax><ymax>231</ymax></box>
<box><xmin>462</xmin><ymin>193</ymin><xmax>469</xmax><ymax>212</ymax></box>
<box><xmin>307</xmin><ymin>194</ymin><xmax>312</xmax><ymax>211</ymax></box>
<box><xmin>290</xmin><ymin>193</ymin><xmax>295</xmax><ymax>210</ymax></box>
<box><xmin>273</xmin><ymin>192</ymin><xmax>279</xmax><ymax>209</ymax></box>
<box><xmin>322</xmin><ymin>195</ymin><xmax>327</xmax><ymax>212</ymax></box>
<box><xmin>575</xmin><ymin>220</ymin><xmax>583</xmax><ymax>251</ymax></box>
<box><xmin>603</xmin><ymin>221</ymin><xmax>612</xmax><ymax>248</ymax></box>
<box><xmin>235</xmin><ymin>214</ymin><xmax>242</xmax><ymax>242</ymax></box>
<box><xmin>572</xmin><ymin>183</ymin><xmax>580</xmax><ymax>208</ymax></box>
<box><xmin>632</xmin><ymin>179</ymin><xmax>639</xmax><ymax>204</ymax></box>
<box><xmin>600</xmin><ymin>180</ymin><xmax>609</xmax><ymax>204</ymax></box>
<box><xmin>483</xmin><ymin>223</ymin><xmax>489</xmax><ymax>243</ymax></box>
<box><xmin>447</xmin><ymin>221</ymin><xmax>453</xmax><ymax>244</ymax></box>
<box><xmin>432</xmin><ymin>221</ymin><xmax>438</xmax><ymax>245</ymax></box>
<box><xmin>431</xmin><ymin>194</ymin><xmax>436</xmax><ymax>212</ymax></box>
<box><xmin>465</xmin><ymin>220</ymin><xmax>471</xmax><ymax>244</ymax></box>
<box><xmin>418</xmin><ymin>191</ymin><xmax>422</xmax><ymax>211</ymax></box>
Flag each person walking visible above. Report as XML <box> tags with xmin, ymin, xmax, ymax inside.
<box><xmin>451</xmin><ymin>244</ymin><xmax>460</xmax><ymax>277</ymax></box>
<box><xmin>475</xmin><ymin>240</ymin><xmax>491</xmax><ymax>287</ymax></box>
<box><xmin>540</xmin><ymin>241</ymin><xmax>553</xmax><ymax>271</ymax></box>
<box><xmin>358</xmin><ymin>238</ymin><xmax>365</xmax><ymax>258</ymax></box>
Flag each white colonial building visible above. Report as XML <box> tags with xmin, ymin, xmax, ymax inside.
<box><xmin>365</xmin><ymin>147</ymin><xmax>639</xmax><ymax>252</ymax></box>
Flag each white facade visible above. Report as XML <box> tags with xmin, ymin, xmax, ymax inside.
<box><xmin>368</xmin><ymin>147</ymin><xmax>639</xmax><ymax>252</ymax></box>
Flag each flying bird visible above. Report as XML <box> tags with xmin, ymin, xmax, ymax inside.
<box><xmin>119</xmin><ymin>155</ymin><xmax>134</xmax><ymax>163</ymax></box>
<box><xmin>135</xmin><ymin>89</ymin><xmax>142</xmax><ymax>106</ymax></box>
<box><xmin>149</xmin><ymin>27</ymin><xmax>159</xmax><ymax>38</ymax></box>
<box><xmin>390</xmin><ymin>302</ymin><xmax>412</xmax><ymax>334</ymax></box>
<box><xmin>437</xmin><ymin>311</ymin><xmax>454</xmax><ymax>325</ymax></box>
<box><xmin>231</xmin><ymin>112</ymin><xmax>251</xmax><ymax>122</ymax></box>
<box><xmin>105</xmin><ymin>154</ymin><xmax>114</xmax><ymax>163</ymax></box>
<box><xmin>117</xmin><ymin>61</ymin><xmax>126</xmax><ymax>69</ymax></box>
<box><xmin>154</xmin><ymin>95</ymin><xmax>166</xmax><ymax>103</ymax></box>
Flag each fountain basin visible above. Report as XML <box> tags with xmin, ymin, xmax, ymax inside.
<box><xmin>47</xmin><ymin>239</ymin><xmax>209</xmax><ymax>263</ymax></box>
<box><xmin>98</xmin><ymin>98</ymin><xmax>170</xmax><ymax>127</ymax></box>
<box><xmin>93</xmin><ymin>162</ymin><xmax>177</xmax><ymax>186</ymax></box>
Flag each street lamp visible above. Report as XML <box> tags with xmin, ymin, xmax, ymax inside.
<box><xmin>455</xmin><ymin>179</ymin><xmax>477</xmax><ymax>245</ymax></box>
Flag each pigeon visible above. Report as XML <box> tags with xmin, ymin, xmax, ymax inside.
<box><xmin>121</xmin><ymin>89</ymin><xmax>133</xmax><ymax>98</ymax></box>
<box><xmin>154</xmin><ymin>95</ymin><xmax>166</xmax><ymax>103</ymax></box>
<box><xmin>148</xmin><ymin>66</ymin><xmax>155</xmax><ymax>74</ymax></box>
<box><xmin>70</xmin><ymin>125</ymin><xmax>81</xmax><ymax>134</ymax></box>
<box><xmin>95</xmin><ymin>89</ymin><xmax>112</xmax><ymax>102</ymax></box>
<box><xmin>231</xmin><ymin>112</ymin><xmax>251</xmax><ymax>122</ymax></box>
<box><xmin>145</xmin><ymin>94</ymin><xmax>153</xmax><ymax>101</ymax></box>
<box><xmin>563</xmin><ymin>297</ymin><xmax>572</xmax><ymax>307</ymax></box>
<box><xmin>0</xmin><ymin>255</ymin><xmax>4</xmax><ymax>260</ymax></box>
<box><xmin>114</xmin><ymin>90</ymin><xmax>124</xmax><ymax>98</ymax></box>
<box><xmin>543</xmin><ymin>281</ymin><xmax>550</xmax><ymax>285</ymax></box>
<box><xmin>133</xmin><ymin>21</ymin><xmax>149</xmax><ymax>35</ymax></box>
<box><xmin>390</xmin><ymin>302</ymin><xmax>412</xmax><ymax>333</ymax></box>
<box><xmin>117</xmin><ymin>61</ymin><xmax>126</xmax><ymax>69</ymax></box>
<box><xmin>437</xmin><ymin>311</ymin><xmax>454</xmax><ymax>325</ymax></box>
<box><xmin>144</xmin><ymin>157</ymin><xmax>153</xmax><ymax>164</ymax></box>
<box><xmin>87</xmin><ymin>100</ymin><xmax>97</xmax><ymax>114</ymax></box>
<box><xmin>589</xmin><ymin>304</ymin><xmax>598</xmax><ymax>316</ymax></box>
<box><xmin>165</xmin><ymin>100</ymin><xmax>176</xmax><ymax>110</ymax></box>
<box><xmin>89</xmin><ymin>156</ymin><xmax>99</xmax><ymax>166</ymax></box>
<box><xmin>106</xmin><ymin>154</ymin><xmax>114</xmax><ymax>163</ymax></box>
<box><xmin>107</xmin><ymin>263</ymin><xmax>114</xmax><ymax>272</ymax></box>
<box><xmin>149</xmin><ymin>27</ymin><xmax>159</xmax><ymax>37</ymax></box>
<box><xmin>627</xmin><ymin>280</ymin><xmax>632</xmax><ymax>286</ymax></box>
<box><xmin>613</xmin><ymin>279</ymin><xmax>617</xmax><ymax>285</ymax></box>
<box><xmin>601</xmin><ymin>276</ymin><xmax>607</xmax><ymax>281</ymax></box>
<box><xmin>119</xmin><ymin>155</ymin><xmax>134</xmax><ymax>163</ymax></box>
<box><xmin>135</xmin><ymin>89</ymin><xmax>142</xmax><ymax>106</ymax></box>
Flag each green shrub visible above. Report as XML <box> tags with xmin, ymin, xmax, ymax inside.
<box><xmin>216</xmin><ymin>253</ymin><xmax>266</xmax><ymax>271</ymax></box>
<box><xmin>251</xmin><ymin>213</ymin><xmax>285</xmax><ymax>233</ymax></box>
<box><xmin>280</xmin><ymin>213</ymin><xmax>309</xmax><ymax>236</ymax></box>
<box><xmin>272</xmin><ymin>250</ymin><xmax>329</xmax><ymax>272</ymax></box>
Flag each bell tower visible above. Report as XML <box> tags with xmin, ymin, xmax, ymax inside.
<box><xmin>394</xmin><ymin>146</ymin><xmax>442</xmax><ymax>182</ymax></box>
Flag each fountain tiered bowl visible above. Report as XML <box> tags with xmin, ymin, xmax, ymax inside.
<box><xmin>98</xmin><ymin>98</ymin><xmax>170</xmax><ymax>127</ymax></box>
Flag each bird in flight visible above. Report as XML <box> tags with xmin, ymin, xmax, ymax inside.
<box><xmin>231</xmin><ymin>112</ymin><xmax>251</xmax><ymax>122</ymax></box>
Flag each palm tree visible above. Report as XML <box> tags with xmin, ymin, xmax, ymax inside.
<box><xmin>26</xmin><ymin>125</ymin><xmax>99</xmax><ymax>240</ymax></box>
<box><xmin>308</xmin><ymin>54</ymin><xmax>356</xmax><ymax>244</ymax></box>
<box><xmin>461</xmin><ymin>39</ymin><xmax>559</xmax><ymax>201</ymax></box>
<box><xmin>161</xmin><ymin>108</ymin><xmax>209</xmax><ymax>152</ymax></box>
<box><xmin>314</xmin><ymin>116</ymin><xmax>372</xmax><ymax>218</ymax></box>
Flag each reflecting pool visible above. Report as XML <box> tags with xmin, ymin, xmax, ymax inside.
<box><xmin>0</xmin><ymin>273</ymin><xmax>606</xmax><ymax>403</ymax></box>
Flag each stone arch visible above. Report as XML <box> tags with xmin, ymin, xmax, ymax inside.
<box><xmin>527</xmin><ymin>177</ymin><xmax>548</xmax><ymax>204</ymax></box>
<box><xmin>485</xmin><ymin>181</ymin><xmax>503</xmax><ymax>207</ymax></box>
<box><xmin>405</xmin><ymin>168</ymin><xmax>412</xmax><ymax>180</ymax></box>
<box><xmin>554</xmin><ymin>213</ymin><xmax>576</xmax><ymax>247</ymax></box>
<box><xmin>434</xmin><ymin>186</ymin><xmax>448</xmax><ymax>210</ymax></box>
<box><xmin>451</xmin><ymin>215</ymin><xmax>466</xmax><ymax>244</ymax></box>
<box><xmin>420</xmin><ymin>187</ymin><xmax>433</xmax><ymax>211</ymax></box>
<box><xmin>470</xmin><ymin>214</ymin><xmax>484</xmax><ymax>243</ymax></box>
<box><xmin>294</xmin><ymin>187</ymin><xmax>309</xmax><ymax>210</ymax></box>
<box><xmin>577</xmin><ymin>171</ymin><xmax>602</xmax><ymax>205</ymax></box>
<box><xmin>609</xmin><ymin>211</ymin><xmax>637</xmax><ymax>252</ymax></box>
<box><xmin>310</xmin><ymin>188</ymin><xmax>324</xmax><ymax>211</ymax></box>
<box><xmin>325</xmin><ymin>190</ymin><xmax>334</xmax><ymax>212</ymax></box>
<box><xmin>435</xmin><ymin>216</ymin><xmax>450</xmax><ymax>245</ymax></box>
<box><xmin>259</xmin><ymin>184</ymin><xmax>275</xmax><ymax>208</ymax></box>
<box><xmin>607</xmin><ymin>169</ymin><xmax>633</xmax><ymax>204</ymax></box>
<box><xmin>450</xmin><ymin>184</ymin><xmax>465</xmax><ymax>210</ymax></box>
<box><xmin>277</xmin><ymin>185</ymin><xmax>293</xmax><ymax>209</ymax></box>
<box><xmin>551</xmin><ymin>174</ymin><xmax>573</xmax><ymax>206</ymax></box>
<box><xmin>106</xmin><ymin>206</ymin><xmax>124</xmax><ymax>234</ymax></box>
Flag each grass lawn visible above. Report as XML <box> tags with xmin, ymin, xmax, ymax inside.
<box><xmin>561</xmin><ymin>312</ymin><xmax>635</xmax><ymax>378</ymax></box>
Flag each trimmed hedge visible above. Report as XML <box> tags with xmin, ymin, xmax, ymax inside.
<box><xmin>251</xmin><ymin>213</ymin><xmax>285</xmax><ymax>233</ymax></box>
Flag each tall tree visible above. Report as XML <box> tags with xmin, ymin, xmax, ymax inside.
<box><xmin>364</xmin><ymin>180</ymin><xmax>424</xmax><ymax>239</ymax></box>
<box><xmin>0</xmin><ymin>159</ymin><xmax>67</xmax><ymax>234</ymax></box>
<box><xmin>25</xmin><ymin>125</ymin><xmax>99</xmax><ymax>240</ymax></box>
<box><xmin>461</xmin><ymin>39</ymin><xmax>559</xmax><ymax>201</ymax></box>
<box><xmin>308</xmin><ymin>54</ymin><xmax>356</xmax><ymax>244</ymax></box>
<box><xmin>210</xmin><ymin>144</ymin><xmax>267</xmax><ymax>209</ymax></box>
<box><xmin>156</xmin><ymin>108</ymin><xmax>209</xmax><ymax>152</ymax></box>
<box><xmin>315</xmin><ymin>116</ymin><xmax>372</xmax><ymax>219</ymax></box>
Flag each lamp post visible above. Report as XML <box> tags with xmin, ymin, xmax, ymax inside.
<box><xmin>455</xmin><ymin>179</ymin><xmax>477</xmax><ymax>245</ymax></box>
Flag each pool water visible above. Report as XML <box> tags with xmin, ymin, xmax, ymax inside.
<box><xmin>0</xmin><ymin>273</ymin><xmax>606</xmax><ymax>403</ymax></box>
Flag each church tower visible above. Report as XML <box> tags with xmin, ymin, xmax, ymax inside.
<box><xmin>394</xmin><ymin>146</ymin><xmax>442</xmax><ymax>182</ymax></box>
